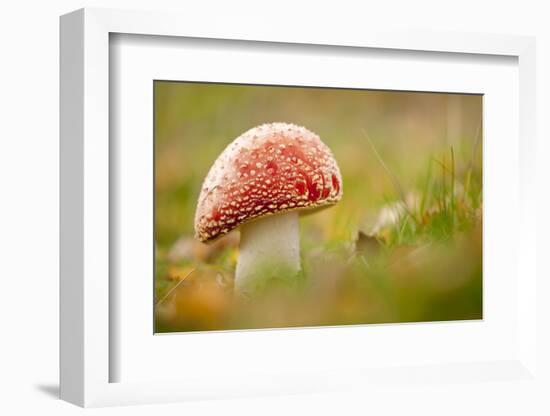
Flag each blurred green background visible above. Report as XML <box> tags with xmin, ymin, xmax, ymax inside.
<box><xmin>154</xmin><ymin>81</ymin><xmax>483</xmax><ymax>332</ymax></box>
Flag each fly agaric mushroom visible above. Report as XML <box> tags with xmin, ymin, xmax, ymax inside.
<box><xmin>194</xmin><ymin>122</ymin><xmax>343</xmax><ymax>296</ymax></box>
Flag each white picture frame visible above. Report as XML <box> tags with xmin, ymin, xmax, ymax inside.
<box><xmin>60</xmin><ymin>7</ymin><xmax>538</xmax><ymax>408</ymax></box>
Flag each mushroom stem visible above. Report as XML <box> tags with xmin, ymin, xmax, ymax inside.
<box><xmin>235</xmin><ymin>211</ymin><xmax>301</xmax><ymax>297</ymax></box>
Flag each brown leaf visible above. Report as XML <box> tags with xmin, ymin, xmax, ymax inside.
<box><xmin>355</xmin><ymin>231</ymin><xmax>382</xmax><ymax>259</ymax></box>
<box><xmin>165</xmin><ymin>265</ymin><xmax>195</xmax><ymax>281</ymax></box>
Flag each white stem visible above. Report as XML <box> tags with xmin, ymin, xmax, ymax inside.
<box><xmin>235</xmin><ymin>211</ymin><xmax>301</xmax><ymax>297</ymax></box>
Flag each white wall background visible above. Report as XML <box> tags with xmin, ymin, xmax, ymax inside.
<box><xmin>1</xmin><ymin>1</ymin><xmax>548</xmax><ymax>415</ymax></box>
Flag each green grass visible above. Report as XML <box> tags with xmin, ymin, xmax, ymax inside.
<box><xmin>155</xmin><ymin>142</ymin><xmax>482</xmax><ymax>333</ymax></box>
<box><xmin>382</xmin><ymin>147</ymin><xmax>481</xmax><ymax>248</ymax></box>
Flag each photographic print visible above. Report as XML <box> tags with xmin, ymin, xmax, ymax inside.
<box><xmin>154</xmin><ymin>81</ymin><xmax>482</xmax><ymax>333</ymax></box>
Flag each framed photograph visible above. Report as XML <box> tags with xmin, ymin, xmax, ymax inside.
<box><xmin>60</xmin><ymin>8</ymin><xmax>538</xmax><ymax>407</ymax></box>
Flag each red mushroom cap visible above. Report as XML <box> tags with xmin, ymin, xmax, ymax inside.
<box><xmin>194</xmin><ymin>122</ymin><xmax>343</xmax><ymax>243</ymax></box>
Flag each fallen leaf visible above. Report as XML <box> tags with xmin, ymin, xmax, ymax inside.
<box><xmin>354</xmin><ymin>230</ymin><xmax>383</xmax><ymax>259</ymax></box>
